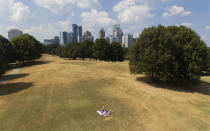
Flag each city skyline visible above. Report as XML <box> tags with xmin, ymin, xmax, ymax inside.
<box><xmin>43</xmin><ymin>23</ymin><xmax>134</xmax><ymax>48</ymax></box>
<box><xmin>0</xmin><ymin>0</ymin><xmax>209</xmax><ymax>45</ymax></box>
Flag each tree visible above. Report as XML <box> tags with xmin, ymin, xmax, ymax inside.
<box><xmin>0</xmin><ymin>35</ymin><xmax>16</xmax><ymax>62</ymax></box>
<box><xmin>93</xmin><ymin>38</ymin><xmax>111</xmax><ymax>61</ymax></box>
<box><xmin>80</xmin><ymin>40</ymin><xmax>94</xmax><ymax>59</ymax></box>
<box><xmin>56</xmin><ymin>46</ymin><xmax>65</xmax><ymax>57</ymax></box>
<box><xmin>110</xmin><ymin>42</ymin><xmax>124</xmax><ymax>61</ymax></box>
<box><xmin>11</xmin><ymin>34</ymin><xmax>42</xmax><ymax>64</ymax></box>
<box><xmin>0</xmin><ymin>35</ymin><xmax>11</xmax><ymax>75</ymax></box>
<box><xmin>43</xmin><ymin>43</ymin><xmax>60</xmax><ymax>55</ymax></box>
<box><xmin>0</xmin><ymin>56</ymin><xmax>7</xmax><ymax>75</ymax></box>
<box><xmin>206</xmin><ymin>47</ymin><xmax>210</xmax><ymax>73</ymax></box>
<box><xmin>129</xmin><ymin>25</ymin><xmax>207</xmax><ymax>84</ymax></box>
<box><xmin>123</xmin><ymin>47</ymin><xmax>129</xmax><ymax>60</ymax></box>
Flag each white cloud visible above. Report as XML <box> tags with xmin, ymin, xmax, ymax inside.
<box><xmin>10</xmin><ymin>2</ymin><xmax>32</xmax><ymax>22</ymax></box>
<box><xmin>24</xmin><ymin>12</ymin><xmax>75</xmax><ymax>42</ymax></box>
<box><xmin>80</xmin><ymin>9</ymin><xmax>116</xmax><ymax>35</ymax></box>
<box><xmin>24</xmin><ymin>24</ymin><xmax>58</xmax><ymax>42</ymax></box>
<box><xmin>34</xmin><ymin>0</ymin><xmax>75</xmax><ymax>13</ymax></box>
<box><xmin>202</xmin><ymin>35</ymin><xmax>210</xmax><ymax>46</ymax></box>
<box><xmin>6</xmin><ymin>25</ymin><xmax>16</xmax><ymax>31</ymax></box>
<box><xmin>0</xmin><ymin>26</ymin><xmax>5</xmax><ymax>36</ymax></box>
<box><xmin>56</xmin><ymin>12</ymin><xmax>74</xmax><ymax>30</ymax></box>
<box><xmin>0</xmin><ymin>0</ymin><xmax>32</xmax><ymax>22</ymax></box>
<box><xmin>205</xmin><ymin>26</ymin><xmax>210</xmax><ymax>30</ymax></box>
<box><xmin>163</xmin><ymin>5</ymin><xmax>191</xmax><ymax>17</ymax></box>
<box><xmin>76</xmin><ymin>0</ymin><xmax>101</xmax><ymax>9</ymax></box>
<box><xmin>113</xmin><ymin>0</ymin><xmax>154</xmax><ymax>24</ymax></box>
<box><xmin>0</xmin><ymin>0</ymin><xmax>12</xmax><ymax>13</ymax></box>
<box><xmin>34</xmin><ymin>0</ymin><xmax>101</xmax><ymax>13</ymax></box>
<box><xmin>181</xmin><ymin>22</ymin><xmax>193</xmax><ymax>27</ymax></box>
<box><xmin>160</xmin><ymin>0</ymin><xmax>173</xmax><ymax>2</ymax></box>
<box><xmin>113</xmin><ymin>0</ymin><xmax>136</xmax><ymax>12</ymax></box>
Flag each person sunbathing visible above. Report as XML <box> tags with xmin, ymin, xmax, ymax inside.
<box><xmin>101</xmin><ymin>106</ymin><xmax>106</xmax><ymax>115</ymax></box>
<box><xmin>108</xmin><ymin>110</ymin><xmax>112</xmax><ymax>115</ymax></box>
<box><xmin>101</xmin><ymin>106</ymin><xmax>105</xmax><ymax>111</ymax></box>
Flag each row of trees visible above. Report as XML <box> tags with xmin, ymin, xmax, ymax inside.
<box><xmin>44</xmin><ymin>39</ymin><xmax>125</xmax><ymax>62</ymax></box>
<box><xmin>0</xmin><ymin>34</ymin><xmax>42</xmax><ymax>75</ymax></box>
<box><xmin>129</xmin><ymin>25</ymin><xmax>207</xmax><ymax>84</ymax></box>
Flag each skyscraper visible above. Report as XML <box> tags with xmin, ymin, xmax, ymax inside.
<box><xmin>44</xmin><ymin>39</ymin><xmax>54</xmax><ymax>45</ymax></box>
<box><xmin>113</xmin><ymin>24</ymin><xmax>123</xmax><ymax>44</ymax></box>
<box><xmin>72</xmin><ymin>24</ymin><xmax>78</xmax><ymax>43</ymax></box>
<box><xmin>67</xmin><ymin>32</ymin><xmax>74</xmax><ymax>43</ymax></box>
<box><xmin>83</xmin><ymin>31</ymin><xmax>94</xmax><ymax>42</ymax></box>
<box><xmin>77</xmin><ymin>26</ymin><xmax>82</xmax><ymax>37</ymax></box>
<box><xmin>109</xmin><ymin>35</ymin><xmax>117</xmax><ymax>43</ymax></box>
<box><xmin>122</xmin><ymin>34</ymin><xmax>133</xmax><ymax>48</ymax></box>
<box><xmin>8</xmin><ymin>29</ymin><xmax>23</xmax><ymax>41</ymax></box>
<box><xmin>60</xmin><ymin>32</ymin><xmax>68</xmax><ymax>45</ymax></box>
<box><xmin>72</xmin><ymin>24</ymin><xmax>82</xmax><ymax>43</ymax></box>
<box><xmin>99</xmin><ymin>28</ymin><xmax>105</xmax><ymax>38</ymax></box>
<box><xmin>54</xmin><ymin>36</ymin><xmax>60</xmax><ymax>44</ymax></box>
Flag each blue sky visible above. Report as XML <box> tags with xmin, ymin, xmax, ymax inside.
<box><xmin>0</xmin><ymin>0</ymin><xmax>210</xmax><ymax>45</ymax></box>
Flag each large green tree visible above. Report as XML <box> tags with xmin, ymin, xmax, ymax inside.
<box><xmin>110</xmin><ymin>42</ymin><xmax>124</xmax><ymax>61</ymax></box>
<box><xmin>80</xmin><ymin>40</ymin><xmax>94</xmax><ymax>59</ymax></box>
<box><xmin>11</xmin><ymin>34</ymin><xmax>42</xmax><ymax>64</ymax></box>
<box><xmin>0</xmin><ymin>55</ymin><xmax>7</xmax><ymax>75</ymax></box>
<box><xmin>0</xmin><ymin>35</ymin><xmax>13</xmax><ymax>75</ymax></box>
<box><xmin>93</xmin><ymin>38</ymin><xmax>111</xmax><ymax>61</ymax></box>
<box><xmin>206</xmin><ymin>47</ymin><xmax>210</xmax><ymax>73</ymax></box>
<box><xmin>43</xmin><ymin>43</ymin><xmax>60</xmax><ymax>55</ymax></box>
<box><xmin>0</xmin><ymin>35</ymin><xmax>15</xmax><ymax>62</ymax></box>
<box><xmin>129</xmin><ymin>25</ymin><xmax>207</xmax><ymax>84</ymax></box>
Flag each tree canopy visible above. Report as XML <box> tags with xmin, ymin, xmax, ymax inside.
<box><xmin>11</xmin><ymin>34</ymin><xmax>42</xmax><ymax>64</ymax></box>
<box><xmin>93</xmin><ymin>39</ymin><xmax>111</xmax><ymax>61</ymax></box>
<box><xmin>110</xmin><ymin>42</ymin><xmax>124</xmax><ymax>62</ymax></box>
<box><xmin>129</xmin><ymin>25</ymin><xmax>207</xmax><ymax>84</ymax></box>
<box><xmin>0</xmin><ymin>35</ymin><xmax>10</xmax><ymax>75</ymax></box>
<box><xmin>44</xmin><ymin>38</ymin><xmax>124</xmax><ymax>62</ymax></box>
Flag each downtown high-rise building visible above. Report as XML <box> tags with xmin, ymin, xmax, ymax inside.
<box><xmin>8</xmin><ymin>29</ymin><xmax>23</xmax><ymax>41</ymax></box>
<box><xmin>72</xmin><ymin>24</ymin><xmax>82</xmax><ymax>43</ymax></box>
<box><xmin>83</xmin><ymin>31</ymin><xmax>94</xmax><ymax>42</ymax></box>
<box><xmin>43</xmin><ymin>36</ymin><xmax>60</xmax><ymax>45</ymax></box>
<box><xmin>67</xmin><ymin>32</ymin><xmax>74</xmax><ymax>44</ymax></box>
<box><xmin>113</xmin><ymin>24</ymin><xmax>123</xmax><ymax>44</ymax></box>
<box><xmin>99</xmin><ymin>28</ymin><xmax>105</xmax><ymax>39</ymax></box>
<box><xmin>44</xmin><ymin>39</ymin><xmax>54</xmax><ymax>45</ymax></box>
<box><xmin>108</xmin><ymin>35</ymin><xmax>117</xmax><ymax>43</ymax></box>
<box><xmin>122</xmin><ymin>34</ymin><xmax>133</xmax><ymax>48</ymax></box>
<box><xmin>60</xmin><ymin>31</ymin><xmax>68</xmax><ymax>45</ymax></box>
<box><xmin>54</xmin><ymin>36</ymin><xmax>60</xmax><ymax>44</ymax></box>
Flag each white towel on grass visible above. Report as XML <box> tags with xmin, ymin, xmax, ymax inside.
<box><xmin>97</xmin><ymin>110</ymin><xmax>103</xmax><ymax>116</ymax></box>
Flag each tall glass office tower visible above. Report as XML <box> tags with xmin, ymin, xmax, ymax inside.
<box><xmin>72</xmin><ymin>24</ymin><xmax>82</xmax><ymax>43</ymax></box>
<box><xmin>60</xmin><ymin>32</ymin><xmax>68</xmax><ymax>45</ymax></box>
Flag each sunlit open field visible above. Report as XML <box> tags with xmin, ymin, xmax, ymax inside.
<box><xmin>0</xmin><ymin>54</ymin><xmax>210</xmax><ymax>131</ymax></box>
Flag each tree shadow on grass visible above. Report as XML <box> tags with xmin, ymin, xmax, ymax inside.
<box><xmin>9</xmin><ymin>61</ymin><xmax>53</xmax><ymax>69</ymax></box>
<box><xmin>136</xmin><ymin>76</ymin><xmax>210</xmax><ymax>96</ymax></box>
<box><xmin>0</xmin><ymin>82</ymin><xmax>33</xmax><ymax>96</ymax></box>
<box><xmin>0</xmin><ymin>73</ymin><xmax>29</xmax><ymax>82</ymax></box>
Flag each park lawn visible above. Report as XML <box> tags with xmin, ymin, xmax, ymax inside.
<box><xmin>0</xmin><ymin>54</ymin><xmax>210</xmax><ymax>131</ymax></box>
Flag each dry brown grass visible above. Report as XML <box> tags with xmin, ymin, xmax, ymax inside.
<box><xmin>0</xmin><ymin>54</ymin><xmax>210</xmax><ymax>131</ymax></box>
